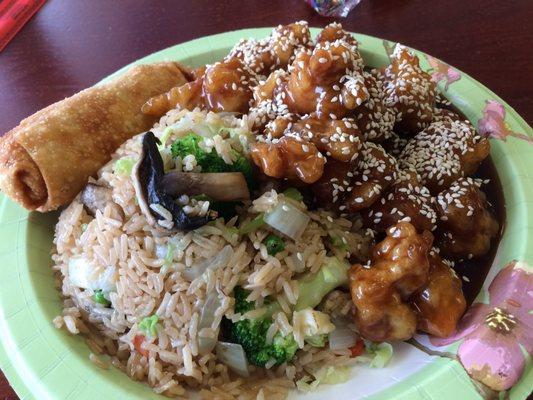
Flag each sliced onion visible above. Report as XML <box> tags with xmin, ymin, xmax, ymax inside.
<box><xmin>182</xmin><ymin>245</ymin><xmax>233</xmax><ymax>281</ymax></box>
<box><xmin>328</xmin><ymin>327</ymin><xmax>358</xmax><ymax>351</ymax></box>
<box><xmin>263</xmin><ymin>200</ymin><xmax>310</xmax><ymax>241</ymax></box>
<box><xmin>215</xmin><ymin>342</ymin><xmax>250</xmax><ymax>377</ymax></box>
<box><xmin>197</xmin><ymin>293</ymin><xmax>222</xmax><ymax>354</ymax></box>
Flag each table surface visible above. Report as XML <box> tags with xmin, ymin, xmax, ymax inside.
<box><xmin>0</xmin><ymin>0</ymin><xmax>532</xmax><ymax>397</ymax></box>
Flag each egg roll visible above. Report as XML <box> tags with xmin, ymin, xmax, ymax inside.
<box><xmin>0</xmin><ymin>62</ymin><xmax>190</xmax><ymax>212</ymax></box>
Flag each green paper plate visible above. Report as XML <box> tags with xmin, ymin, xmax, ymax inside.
<box><xmin>0</xmin><ymin>28</ymin><xmax>532</xmax><ymax>400</ymax></box>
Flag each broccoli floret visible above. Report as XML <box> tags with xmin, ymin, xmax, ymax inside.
<box><xmin>170</xmin><ymin>133</ymin><xmax>227</xmax><ymax>172</ymax></box>
<box><xmin>226</xmin><ymin>259</ymin><xmax>348</xmax><ymax>368</ymax></box>
<box><xmin>228</xmin><ymin>287</ymin><xmax>297</xmax><ymax>367</ymax></box>
<box><xmin>231</xmin><ymin>151</ymin><xmax>254</xmax><ymax>187</ymax></box>
<box><xmin>170</xmin><ymin>133</ymin><xmax>254</xmax><ymax>187</ymax></box>
<box><xmin>295</xmin><ymin>257</ymin><xmax>349</xmax><ymax>311</ymax></box>
<box><xmin>234</xmin><ymin>286</ymin><xmax>255</xmax><ymax>313</ymax></box>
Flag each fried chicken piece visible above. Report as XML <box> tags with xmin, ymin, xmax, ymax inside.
<box><xmin>382</xmin><ymin>131</ymin><xmax>408</xmax><ymax>158</ymax></box>
<box><xmin>142</xmin><ymin>57</ymin><xmax>254</xmax><ymax>116</ymax></box>
<box><xmin>382</xmin><ymin>44</ymin><xmax>436</xmax><ymax>135</ymax></box>
<box><xmin>141</xmin><ymin>78</ymin><xmax>203</xmax><ymax>116</ymax></box>
<box><xmin>363</xmin><ymin>169</ymin><xmax>437</xmax><ymax>232</ymax></box>
<box><xmin>248</xmin><ymin>69</ymin><xmax>292</xmax><ymax>131</ymax></box>
<box><xmin>315</xmin><ymin>22</ymin><xmax>359</xmax><ymax>47</ymax></box>
<box><xmin>435</xmin><ymin>177</ymin><xmax>499</xmax><ymax>259</ymax></box>
<box><xmin>284</xmin><ymin>39</ymin><xmax>367</xmax><ymax>119</ymax></box>
<box><xmin>354</xmin><ymin>72</ymin><xmax>396</xmax><ymax>142</ymax></box>
<box><xmin>229</xmin><ymin>22</ymin><xmax>311</xmax><ymax>75</ymax></box>
<box><xmin>413</xmin><ymin>253</ymin><xmax>466</xmax><ymax>337</ymax></box>
<box><xmin>263</xmin><ymin>114</ymin><xmax>295</xmax><ymax>139</ymax></box>
<box><xmin>399</xmin><ymin>119</ymin><xmax>490</xmax><ymax>194</ymax></box>
<box><xmin>270</xmin><ymin>22</ymin><xmax>312</xmax><ymax>67</ymax></box>
<box><xmin>310</xmin><ymin>158</ymin><xmax>353</xmax><ymax>209</ymax></box>
<box><xmin>291</xmin><ymin>115</ymin><xmax>363</xmax><ymax>162</ymax></box>
<box><xmin>250</xmin><ymin>136</ymin><xmax>325</xmax><ymax>184</ymax></box>
<box><xmin>344</xmin><ymin>142</ymin><xmax>398</xmax><ymax>212</ymax></box>
<box><xmin>432</xmin><ymin>107</ymin><xmax>464</xmax><ymax>124</ymax></box>
<box><xmin>202</xmin><ymin>57</ymin><xmax>254</xmax><ymax>113</ymax></box>
<box><xmin>349</xmin><ymin>222</ymin><xmax>433</xmax><ymax>341</ymax></box>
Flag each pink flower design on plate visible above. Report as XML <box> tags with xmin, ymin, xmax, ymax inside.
<box><xmin>425</xmin><ymin>55</ymin><xmax>461</xmax><ymax>90</ymax></box>
<box><xmin>478</xmin><ymin>100</ymin><xmax>533</xmax><ymax>143</ymax></box>
<box><xmin>431</xmin><ymin>260</ymin><xmax>533</xmax><ymax>391</ymax></box>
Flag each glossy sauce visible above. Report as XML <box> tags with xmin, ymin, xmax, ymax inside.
<box><xmin>440</xmin><ymin>101</ymin><xmax>505</xmax><ymax>305</ymax></box>
<box><xmin>454</xmin><ymin>155</ymin><xmax>505</xmax><ymax>305</ymax></box>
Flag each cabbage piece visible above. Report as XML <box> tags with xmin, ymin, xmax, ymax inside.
<box><xmin>264</xmin><ymin>200</ymin><xmax>310</xmax><ymax>241</ymax></box>
<box><xmin>215</xmin><ymin>342</ymin><xmax>250</xmax><ymax>377</ymax></box>
<box><xmin>368</xmin><ymin>342</ymin><xmax>393</xmax><ymax>368</ymax></box>
<box><xmin>68</xmin><ymin>257</ymin><xmax>116</xmax><ymax>293</ymax></box>
<box><xmin>182</xmin><ymin>245</ymin><xmax>233</xmax><ymax>281</ymax></box>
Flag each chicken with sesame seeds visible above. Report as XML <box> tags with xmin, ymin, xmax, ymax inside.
<box><xmin>248</xmin><ymin>69</ymin><xmax>293</xmax><ymax>132</ymax></box>
<box><xmin>202</xmin><ymin>57</ymin><xmax>255</xmax><ymax>113</ymax></box>
<box><xmin>263</xmin><ymin>114</ymin><xmax>295</xmax><ymax>139</ymax></box>
<box><xmin>349</xmin><ymin>222</ymin><xmax>434</xmax><ymax>341</ymax></box>
<box><xmin>283</xmin><ymin>39</ymin><xmax>367</xmax><ymax>119</ymax></box>
<box><xmin>229</xmin><ymin>21</ymin><xmax>311</xmax><ymax>76</ymax></box>
<box><xmin>270</xmin><ymin>22</ymin><xmax>313</xmax><ymax>67</ymax></box>
<box><xmin>310</xmin><ymin>158</ymin><xmax>353</xmax><ymax>210</ymax></box>
<box><xmin>382</xmin><ymin>44</ymin><xmax>436</xmax><ymax>135</ymax></box>
<box><xmin>413</xmin><ymin>253</ymin><xmax>467</xmax><ymax>337</ymax></box>
<box><xmin>399</xmin><ymin>119</ymin><xmax>490</xmax><ymax>194</ymax></box>
<box><xmin>354</xmin><ymin>71</ymin><xmax>396</xmax><ymax>142</ymax></box>
<box><xmin>315</xmin><ymin>22</ymin><xmax>359</xmax><ymax>48</ymax></box>
<box><xmin>344</xmin><ymin>142</ymin><xmax>398</xmax><ymax>213</ymax></box>
<box><xmin>250</xmin><ymin>136</ymin><xmax>325</xmax><ymax>184</ymax></box>
<box><xmin>363</xmin><ymin>168</ymin><xmax>437</xmax><ymax>233</ymax></box>
<box><xmin>291</xmin><ymin>115</ymin><xmax>363</xmax><ymax>162</ymax></box>
<box><xmin>382</xmin><ymin>131</ymin><xmax>408</xmax><ymax>157</ymax></box>
<box><xmin>142</xmin><ymin>57</ymin><xmax>254</xmax><ymax>116</ymax></box>
<box><xmin>432</xmin><ymin>107</ymin><xmax>464</xmax><ymax>124</ymax></box>
<box><xmin>435</xmin><ymin>177</ymin><xmax>499</xmax><ymax>259</ymax></box>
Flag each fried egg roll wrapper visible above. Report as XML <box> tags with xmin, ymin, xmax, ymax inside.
<box><xmin>0</xmin><ymin>62</ymin><xmax>190</xmax><ymax>211</ymax></box>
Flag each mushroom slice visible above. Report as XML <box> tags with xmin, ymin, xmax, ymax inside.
<box><xmin>161</xmin><ymin>171</ymin><xmax>250</xmax><ymax>201</ymax></box>
<box><xmin>80</xmin><ymin>182</ymin><xmax>113</xmax><ymax>216</ymax></box>
<box><xmin>132</xmin><ymin>131</ymin><xmax>209</xmax><ymax>230</ymax></box>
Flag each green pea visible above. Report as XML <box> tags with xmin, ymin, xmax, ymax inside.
<box><xmin>93</xmin><ymin>289</ymin><xmax>111</xmax><ymax>307</ymax></box>
<box><xmin>265</xmin><ymin>234</ymin><xmax>285</xmax><ymax>256</ymax></box>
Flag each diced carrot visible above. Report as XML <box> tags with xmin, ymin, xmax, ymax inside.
<box><xmin>133</xmin><ymin>334</ymin><xmax>149</xmax><ymax>358</ymax></box>
<box><xmin>349</xmin><ymin>339</ymin><xmax>365</xmax><ymax>357</ymax></box>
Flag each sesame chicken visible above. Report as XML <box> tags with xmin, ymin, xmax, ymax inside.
<box><xmin>250</xmin><ymin>136</ymin><xmax>325</xmax><ymax>183</ymax></box>
<box><xmin>291</xmin><ymin>115</ymin><xmax>363</xmax><ymax>162</ymax></box>
<box><xmin>229</xmin><ymin>21</ymin><xmax>311</xmax><ymax>76</ymax></box>
<box><xmin>363</xmin><ymin>168</ymin><xmax>437</xmax><ymax>232</ymax></box>
<box><xmin>435</xmin><ymin>177</ymin><xmax>499</xmax><ymax>259</ymax></box>
<box><xmin>413</xmin><ymin>252</ymin><xmax>467</xmax><ymax>338</ymax></box>
<box><xmin>399</xmin><ymin>119</ymin><xmax>490</xmax><ymax>194</ymax></box>
<box><xmin>283</xmin><ymin>39</ymin><xmax>367</xmax><ymax>118</ymax></box>
<box><xmin>349</xmin><ymin>222</ymin><xmax>434</xmax><ymax>341</ymax></box>
<box><xmin>354</xmin><ymin>71</ymin><xmax>396</xmax><ymax>142</ymax></box>
<box><xmin>142</xmin><ymin>57</ymin><xmax>254</xmax><ymax>116</ymax></box>
<box><xmin>344</xmin><ymin>142</ymin><xmax>398</xmax><ymax>212</ymax></box>
<box><xmin>382</xmin><ymin>44</ymin><xmax>436</xmax><ymax>135</ymax></box>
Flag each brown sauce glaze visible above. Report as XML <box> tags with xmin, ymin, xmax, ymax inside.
<box><xmin>434</xmin><ymin>97</ymin><xmax>505</xmax><ymax>306</ymax></box>
<box><xmin>453</xmin><ymin>155</ymin><xmax>505</xmax><ymax>306</ymax></box>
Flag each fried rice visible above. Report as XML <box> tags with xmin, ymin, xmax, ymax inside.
<box><xmin>52</xmin><ymin>109</ymin><xmax>372</xmax><ymax>399</ymax></box>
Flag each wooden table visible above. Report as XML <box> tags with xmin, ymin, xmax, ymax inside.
<box><xmin>0</xmin><ymin>0</ymin><xmax>531</xmax><ymax>397</ymax></box>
